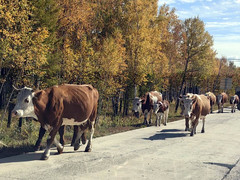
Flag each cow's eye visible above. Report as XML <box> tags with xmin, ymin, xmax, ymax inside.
<box><xmin>24</xmin><ymin>98</ymin><xmax>29</xmax><ymax>103</ymax></box>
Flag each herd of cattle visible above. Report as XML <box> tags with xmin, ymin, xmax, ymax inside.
<box><xmin>11</xmin><ymin>84</ymin><xmax>239</xmax><ymax>160</ymax></box>
<box><xmin>132</xmin><ymin>91</ymin><xmax>239</xmax><ymax>136</ymax></box>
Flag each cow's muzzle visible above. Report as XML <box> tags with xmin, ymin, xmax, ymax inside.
<box><xmin>11</xmin><ymin>110</ymin><xmax>21</xmax><ymax>117</ymax></box>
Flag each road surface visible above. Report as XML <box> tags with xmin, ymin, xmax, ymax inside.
<box><xmin>1</xmin><ymin>107</ymin><xmax>240</xmax><ymax>180</ymax></box>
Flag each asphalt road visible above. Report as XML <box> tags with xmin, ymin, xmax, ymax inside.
<box><xmin>1</xmin><ymin>107</ymin><xmax>240</xmax><ymax>180</ymax></box>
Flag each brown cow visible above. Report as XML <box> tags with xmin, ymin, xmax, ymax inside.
<box><xmin>12</xmin><ymin>84</ymin><xmax>99</xmax><ymax>160</ymax></box>
<box><xmin>216</xmin><ymin>92</ymin><xmax>228</xmax><ymax>113</ymax></box>
<box><xmin>141</xmin><ymin>91</ymin><xmax>162</xmax><ymax>125</ymax></box>
<box><xmin>205</xmin><ymin>92</ymin><xmax>216</xmax><ymax>113</ymax></box>
<box><xmin>230</xmin><ymin>95</ymin><xmax>239</xmax><ymax>113</ymax></box>
<box><xmin>153</xmin><ymin>100</ymin><xmax>169</xmax><ymax>126</ymax></box>
<box><xmin>181</xmin><ymin>94</ymin><xmax>210</xmax><ymax>136</ymax></box>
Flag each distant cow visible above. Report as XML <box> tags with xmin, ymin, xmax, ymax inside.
<box><xmin>230</xmin><ymin>95</ymin><xmax>239</xmax><ymax>113</ymax></box>
<box><xmin>180</xmin><ymin>94</ymin><xmax>210</xmax><ymax>136</ymax></box>
<box><xmin>205</xmin><ymin>92</ymin><xmax>216</xmax><ymax>113</ymax></box>
<box><xmin>216</xmin><ymin>92</ymin><xmax>228</xmax><ymax>113</ymax></box>
<box><xmin>153</xmin><ymin>100</ymin><xmax>169</xmax><ymax>126</ymax></box>
<box><xmin>12</xmin><ymin>84</ymin><xmax>99</xmax><ymax>160</ymax></box>
<box><xmin>179</xmin><ymin>93</ymin><xmax>194</xmax><ymax>131</ymax></box>
<box><xmin>132</xmin><ymin>97</ymin><xmax>142</xmax><ymax>118</ymax></box>
<box><xmin>141</xmin><ymin>91</ymin><xmax>162</xmax><ymax>125</ymax></box>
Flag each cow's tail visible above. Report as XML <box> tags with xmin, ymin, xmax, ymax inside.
<box><xmin>146</xmin><ymin>93</ymin><xmax>151</xmax><ymax>105</ymax></box>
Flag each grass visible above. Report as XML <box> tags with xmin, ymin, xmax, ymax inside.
<box><xmin>0</xmin><ymin>102</ymin><xmax>229</xmax><ymax>159</ymax></box>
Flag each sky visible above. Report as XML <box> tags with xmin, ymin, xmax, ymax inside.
<box><xmin>158</xmin><ymin>0</ymin><xmax>240</xmax><ymax>66</ymax></box>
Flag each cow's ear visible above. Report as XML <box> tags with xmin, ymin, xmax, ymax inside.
<box><xmin>192</xmin><ymin>95</ymin><xmax>197</xmax><ymax>103</ymax></box>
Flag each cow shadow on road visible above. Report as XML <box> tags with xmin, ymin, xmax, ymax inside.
<box><xmin>0</xmin><ymin>147</ymin><xmax>84</xmax><ymax>163</ymax></box>
<box><xmin>143</xmin><ymin>129</ymin><xmax>189</xmax><ymax>141</ymax></box>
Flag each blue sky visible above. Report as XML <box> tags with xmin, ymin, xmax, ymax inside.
<box><xmin>158</xmin><ymin>0</ymin><xmax>240</xmax><ymax>66</ymax></box>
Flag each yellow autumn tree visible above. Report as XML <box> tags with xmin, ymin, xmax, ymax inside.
<box><xmin>0</xmin><ymin>0</ymin><xmax>49</xmax><ymax>86</ymax></box>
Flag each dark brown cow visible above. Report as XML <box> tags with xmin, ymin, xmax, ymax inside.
<box><xmin>141</xmin><ymin>91</ymin><xmax>162</xmax><ymax>125</ymax></box>
<box><xmin>12</xmin><ymin>84</ymin><xmax>98</xmax><ymax>160</ymax></box>
<box><xmin>205</xmin><ymin>92</ymin><xmax>216</xmax><ymax>113</ymax></box>
<box><xmin>181</xmin><ymin>94</ymin><xmax>210</xmax><ymax>136</ymax></box>
<box><xmin>216</xmin><ymin>92</ymin><xmax>228</xmax><ymax>113</ymax></box>
<box><xmin>230</xmin><ymin>95</ymin><xmax>239</xmax><ymax>113</ymax></box>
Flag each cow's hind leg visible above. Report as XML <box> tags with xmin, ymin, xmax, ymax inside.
<box><xmin>144</xmin><ymin>109</ymin><xmax>149</xmax><ymax>125</ymax></box>
<box><xmin>164</xmin><ymin>109</ymin><xmax>169</xmax><ymax>126</ymax></box>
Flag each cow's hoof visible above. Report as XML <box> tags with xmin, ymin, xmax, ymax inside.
<box><xmin>40</xmin><ymin>154</ymin><xmax>49</xmax><ymax>160</ymax></box>
<box><xmin>57</xmin><ymin>147</ymin><xmax>64</xmax><ymax>154</ymax></box>
<box><xmin>201</xmin><ymin>130</ymin><xmax>205</xmax><ymax>133</ymax></box>
<box><xmin>164</xmin><ymin>123</ymin><xmax>166</xmax><ymax>126</ymax></box>
<box><xmin>85</xmin><ymin>147</ymin><xmax>92</xmax><ymax>152</ymax></box>
<box><xmin>190</xmin><ymin>132</ymin><xmax>194</xmax><ymax>136</ymax></box>
<box><xmin>185</xmin><ymin>128</ymin><xmax>190</xmax><ymax>131</ymax></box>
<box><xmin>34</xmin><ymin>146</ymin><xmax>40</xmax><ymax>152</ymax></box>
<box><xmin>74</xmin><ymin>143</ymin><xmax>81</xmax><ymax>151</ymax></box>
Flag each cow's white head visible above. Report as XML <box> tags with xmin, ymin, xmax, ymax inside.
<box><xmin>153</xmin><ymin>101</ymin><xmax>162</xmax><ymax>114</ymax></box>
<box><xmin>132</xmin><ymin>97</ymin><xmax>142</xmax><ymax>113</ymax></box>
<box><xmin>12</xmin><ymin>87</ymin><xmax>36</xmax><ymax>118</ymax></box>
<box><xmin>230</xmin><ymin>96</ymin><xmax>236</xmax><ymax>104</ymax></box>
<box><xmin>217</xmin><ymin>94</ymin><xmax>223</xmax><ymax>104</ymax></box>
<box><xmin>180</xmin><ymin>95</ymin><xmax>196</xmax><ymax>118</ymax></box>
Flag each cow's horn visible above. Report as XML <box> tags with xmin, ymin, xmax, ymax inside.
<box><xmin>12</xmin><ymin>85</ymin><xmax>21</xmax><ymax>91</ymax></box>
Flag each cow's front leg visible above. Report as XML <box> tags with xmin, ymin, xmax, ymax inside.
<box><xmin>185</xmin><ymin>117</ymin><xmax>190</xmax><ymax>131</ymax></box>
<box><xmin>34</xmin><ymin>126</ymin><xmax>46</xmax><ymax>151</ymax></box>
<box><xmin>149</xmin><ymin>110</ymin><xmax>152</xmax><ymax>124</ymax></box>
<box><xmin>41</xmin><ymin>127</ymin><xmax>59</xmax><ymax>160</ymax></box>
<box><xmin>190</xmin><ymin>117</ymin><xmax>199</xmax><ymax>136</ymax></box>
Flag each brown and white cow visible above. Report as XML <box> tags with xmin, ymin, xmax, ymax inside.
<box><xmin>141</xmin><ymin>91</ymin><xmax>162</xmax><ymax>125</ymax></box>
<box><xmin>12</xmin><ymin>84</ymin><xmax>99</xmax><ymax>160</ymax></box>
<box><xmin>230</xmin><ymin>95</ymin><xmax>239</xmax><ymax>113</ymax></box>
<box><xmin>205</xmin><ymin>92</ymin><xmax>216</xmax><ymax>113</ymax></box>
<box><xmin>216</xmin><ymin>92</ymin><xmax>228</xmax><ymax>113</ymax></box>
<box><xmin>179</xmin><ymin>93</ymin><xmax>194</xmax><ymax>131</ymax></box>
<box><xmin>181</xmin><ymin>94</ymin><xmax>210</xmax><ymax>136</ymax></box>
<box><xmin>153</xmin><ymin>100</ymin><xmax>169</xmax><ymax>126</ymax></box>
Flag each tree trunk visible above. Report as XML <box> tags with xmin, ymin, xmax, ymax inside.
<box><xmin>175</xmin><ymin>57</ymin><xmax>189</xmax><ymax>113</ymax></box>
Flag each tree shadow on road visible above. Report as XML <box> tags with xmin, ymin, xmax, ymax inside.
<box><xmin>204</xmin><ymin>162</ymin><xmax>234</xmax><ymax>170</ymax></box>
<box><xmin>143</xmin><ymin>129</ymin><xmax>189</xmax><ymax>141</ymax></box>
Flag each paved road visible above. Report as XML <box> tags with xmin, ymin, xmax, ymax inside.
<box><xmin>1</xmin><ymin>108</ymin><xmax>240</xmax><ymax>180</ymax></box>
